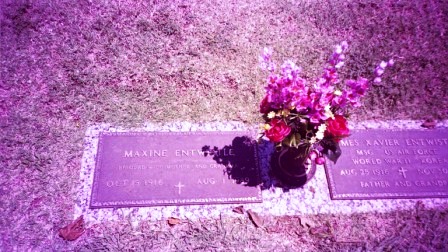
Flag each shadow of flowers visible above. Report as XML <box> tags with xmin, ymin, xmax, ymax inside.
<box><xmin>202</xmin><ymin>136</ymin><xmax>261</xmax><ymax>187</ymax></box>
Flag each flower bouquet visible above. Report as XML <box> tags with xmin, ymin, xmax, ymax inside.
<box><xmin>259</xmin><ymin>42</ymin><xmax>392</xmax><ymax>185</ymax></box>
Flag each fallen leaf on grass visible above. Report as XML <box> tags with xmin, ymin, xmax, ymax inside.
<box><xmin>266</xmin><ymin>216</ymin><xmax>300</xmax><ymax>234</ymax></box>
<box><xmin>59</xmin><ymin>215</ymin><xmax>85</xmax><ymax>241</ymax></box>
<box><xmin>232</xmin><ymin>205</ymin><xmax>245</xmax><ymax>214</ymax></box>
<box><xmin>309</xmin><ymin>225</ymin><xmax>332</xmax><ymax>238</ymax></box>
<box><xmin>299</xmin><ymin>216</ymin><xmax>315</xmax><ymax>228</ymax></box>
<box><xmin>247</xmin><ymin>209</ymin><xmax>263</xmax><ymax>228</ymax></box>
<box><xmin>167</xmin><ymin>217</ymin><xmax>181</xmax><ymax>226</ymax></box>
<box><xmin>421</xmin><ymin>119</ymin><xmax>436</xmax><ymax>128</ymax></box>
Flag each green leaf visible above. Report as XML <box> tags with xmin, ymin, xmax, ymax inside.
<box><xmin>321</xmin><ymin>139</ymin><xmax>342</xmax><ymax>164</ymax></box>
<box><xmin>281</xmin><ymin>133</ymin><xmax>301</xmax><ymax>147</ymax></box>
<box><xmin>289</xmin><ymin>134</ymin><xmax>295</xmax><ymax>146</ymax></box>
<box><xmin>289</xmin><ymin>133</ymin><xmax>301</xmax><ymax>147</ymax></box>
<box><xmin>282</xmin><ymin>137</ymin><xmax>290</xmax><ymax>147</ymax></box>
<box><xmin>275</xmin><ymin>142</ymin><xmax>282</xmax><ymax>151</ymax></box>
<box><xmin>293</xmin><ymin>133</ymin><xmax>301</xmax><ymax>143</ymax></box>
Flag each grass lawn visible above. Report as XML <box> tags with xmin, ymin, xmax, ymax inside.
<box><xmin>1</xmin><ymin>0</ymin><xmax>447</xmax><ymax>250</ymax></box>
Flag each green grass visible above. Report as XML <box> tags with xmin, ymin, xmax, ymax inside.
<box><xmin>72</xmin><ymin>204</ymin><xmax>448</xmax><ymax>251</ymax></box>
<box><xmin>1</xmin><ymin>0</ymin><xmax>447</xmax><ymax>250</ymax></box>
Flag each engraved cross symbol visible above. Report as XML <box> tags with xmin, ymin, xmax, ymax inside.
<box><xmin>398</xmin><ymin>167</ymin><xmax>408</xmax><ymax>179</ymax></box>
<box><xmin>174</xmin><ymin>182</ymin><xmax>185</xmax><ymax>195</ymax></box>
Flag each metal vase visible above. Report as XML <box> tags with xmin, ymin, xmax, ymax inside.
<box><xmin>272</xmin><ymin>146</ymin><xmax>317</xmax><ymax>187</ymax></box>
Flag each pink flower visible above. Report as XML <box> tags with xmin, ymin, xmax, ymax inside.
<box><xmin>346</xmin><ymin>78</ymin><xmax>369</xmax><ymax>107</ymax></box>
<box><xmin>260</xmin><ymin>48</ymin><xmax>275</xmax><ymax>72</ymax></box>
<box><xmin>331</xmin><ymin>90</ymin><xmax>348</xmax><ymax>108</ymax></box>
<box><xmin>260</xmin><ymin>95</ymin><xmax>272</xmax><ymax>113</ymax></box>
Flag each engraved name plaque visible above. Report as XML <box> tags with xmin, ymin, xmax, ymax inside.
<box><xmin>325</xmin><ymin>129</ymin><xmax>448</xmax><ymax>200</ymax></box>
<box><xmin>90</xmin><ymin>131</ymin><xmax>262</xmax><ymax>208</ymax></box>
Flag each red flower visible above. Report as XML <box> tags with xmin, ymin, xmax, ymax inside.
<box><xmin>260</xmin><ymin>95</ymin><xmax>271</xmax><ymax>114</ymax></box>
<box><xmin>325</xmin><ymin>115</ymin><xmax>350</xmax><ymax>141</ymax></box>
<box><xmin>266</xmin><ymin>119</ymin><xmax>291</xmax><ymax>142</ymax></box>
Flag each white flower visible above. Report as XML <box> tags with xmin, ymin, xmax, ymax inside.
<box><xmin>375</xmin><ymin>68</ymin><xmax>385</xmax><ymax>76</ymax></box>
<box><xmin>341</xmin><ymin>41</ymin><xmax>348</xmax><ymax>50</ymax></box>
<box><xmin>374</xmin><ymin>77</ymin><xmax>382</xmax><ymax>83</ymax></box>
<box><xmin>335</xmin><ymin>62</ymin><xmax>344</xmax><ymax>69</ymax></box>
<box><xmin>335</xmin><ymin>45</ymin><xmax>343</xmax><ymax>54</ymax></box>
<box><xmin>318</xmin><ymin>123</ymin><xmax>327</xmax><ymax>132</ymax></box>
<box><xmin>316</xmin><ymin>131</ymin><xmax>324</xmax><ymax>140</ymax></box>
<box><xmin>334</xmin><ymin>90</ymin><xmax>342</xmax><ymax>96</ymax></box>
<box><xmin>388</xmin><ymin>59</ymin><xmax>395</xmax><ymax>66</ymax></box>
<box><xmin>380</xmin><ymin>61</ymin><xmax>388</xmax><ymax>68</ymax></box>
<box><xmin>309</xmin><ymin>137</ymin><xmax>317</xmax><ymax>144</ymax></box>
<box><xmin>267</xmin><ymin>111</ymin><xmax>276</xmax><ymax>119</ymax></box>
<box><xmin>316</xmin><ymin>123</ymin><xmax>327</xmax><ymax>140</ymax></box>
<box><xmin>262</xmin><ymin>47</ymin><xmax>272</xmax><ymax>59</ymax></box>
<box><xmin>324</xmin><ymin>105</ymin><xmax>334</xmax><ymax>119</ymax></box>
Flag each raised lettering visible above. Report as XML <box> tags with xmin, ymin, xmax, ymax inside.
<box><xmin>384</xmin><ymin>158</ymin><xmax>411</xmax><ymax>165</ymax></box>
<box><xmin>124</xmin><ymin>150</ymin><xmax>133</xmax><ymax>158</ymax></box>
<box><xmin>360</xmin><ymin>181</ymin><xmax>391</xmax><ymax>188</ymax></box>
<box><xmin>340</xmin><ymin>139</ymin><xmax>359</xmax><ymax>147</ymax></box>
<box><xmin>198</xmin><ymin>178</ymin><xmax>216</xmax><ymax>185</ymax></box>
<box><xmin>105</xmin><ymin>179</ymin><xmax>129</xmax><ymax>187</ymax></box>
<box><xmin>372</xmin><ymin>169</ymin><xmax>389</xmax><ymax>175</ymax></box>
<box><xmin>397</xmin><ymin>149</ymin><xmax>411</xmax><ymax>155</ymax></box>
<box><xmin>341</xmin><ymin>169</ymin><xmax>357</xmax><ymax>176</ymax></box>
<box><xmin>356</xmin><ymin>149</ymin><xmax>373</xmax><ymax>155</ymax></box>
<box><xmin>366</xmin><ymin>139</ymin><xmax>399</xmax><ymax>146</ymax></box>
<box><xmin>395</xmin><ymin>181</ymin><xmax>411</xmax><ymax>187</ymax></box>
<box><xmin>417</xmin><ymin>168</ymin><xmax>435</xmax><ymax>175</ymax></box>
<box><xmin>123</xmin><ymin>149</ymin><xmax>168</xmax><ymax>158</ymax></box>
<box><xmin>144</xmin><ymin>179</ymin><xmax>163</xmax><ymax>186</ymax></box>
<box><xmin>413</xmin><ymin>149</ymin><xmax>437</xmax><ymax>155</ymax></box>
<box><xmin>406</xmin><ymin>138</ymin><xmax>448</xmax><ymax>146</ymax></box>
<box><xmin>415</xmin><ymin>180</ymin><xmax>447</xmax><ymax>187</ymax></box>
<box><xmin>352</xmin><ymin>158</ymin><xmax>382</xmax><ymax>165</ymax></box>
<box><xmin>420</xmin><ymin>157</ymin><xmax>448</xmax><ymax>164</ymax></box>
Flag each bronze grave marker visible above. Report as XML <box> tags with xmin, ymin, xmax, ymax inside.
<box><xmin>325</xmin><ymin>129</ymin><xmax>448</xmax><ymax>199</ymax></box>
<box><xmin>90</xmin><ymin>131</ymin><xmax>262</xmax><ymax>208</ymax></box>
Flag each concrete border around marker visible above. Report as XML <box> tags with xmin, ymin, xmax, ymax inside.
<box><xmin>75</xmin><ymin>120</ymin><xmax>448</xmax><ymax>225</ymax></box>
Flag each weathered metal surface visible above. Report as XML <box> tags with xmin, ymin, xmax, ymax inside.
<box><xmin>325</xmin><ymin>129</ymin><xmax>448</xmax><ymax>199</ymax></box>
<box><xmin>90</xmin><ymin>131</ymin><xmax>262</xmax><ymax>208</ymax></box>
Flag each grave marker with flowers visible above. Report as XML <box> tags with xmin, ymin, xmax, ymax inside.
<box><xmin>259</xmin><ymin>42</ymin><xmax>393</xmax><ymax>187</ymax></box>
